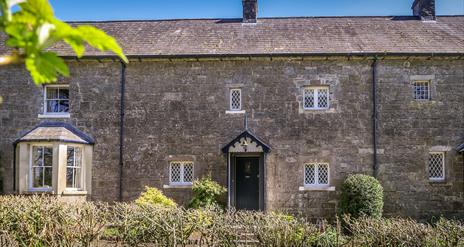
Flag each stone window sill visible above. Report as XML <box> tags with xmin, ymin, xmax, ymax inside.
<box><xmin>301</xmin><ymin>108</ymin><xmax>337</xmax><ymax>114</ymax></box>
<box><xmin>62</xmin><ymin>190</ymin><xmax>88</xmax><ymax>196</ymax></box>
<box><xmin>225</xmin><ymin>110</ymin><xmax>246</xmax><ymax>114</ymax></box>
<box><xmin>38</xmin><ymin>113</ymin><xmax>70</xmax><ymax>119</ymax></box>
<box><xmin>428</xmin><ymin>180</ymin><xmax>451</xmax><ymax>186</ymax></box>
<box><xmin>299</xmin><ymin>186</ymin><xmax>336</xmax><ymax>191</ymax></box>
<box><xmin>163</xmin><ymin>184</ymin><xmax>192</xmax><ymax>189</ymax></box>
<box><xmin>24</xmin><ymin>190</ymin><xmax>54</xmax><ymax>195</ymax></box>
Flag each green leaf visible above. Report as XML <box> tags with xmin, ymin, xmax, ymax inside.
<box><xmin>19</xmin><ymin>0</ymin><xmax>53</xmax><ymax>20</ymax></box>
<box><xmin>25</xmin><ymin>52</ymin><xmax>69</xmax><ymax>84</ymax></box>
<box><xmin>77</xmin><ymin>25</ymin><xmax>128</xmax><ymax>63</ymax></box>
<box><xmin>51</xmin><ymin>19</ymin><xmax>85</xmax><ymax>57</ymax></box>
<box><xmin>11</xmin><ymin>11</ymin><xmax>38</xmax><ymax>25</ymax></box>
<box><xmin>63</xmin><ymin>37</ymin><xmax>85</xmax><ymax>57</ymax></box>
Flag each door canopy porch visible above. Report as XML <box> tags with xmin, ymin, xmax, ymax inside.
<box><xmin>221</xmin><ymin>129</ymin><xmax>270</xmax><ymax>153</ymax></box>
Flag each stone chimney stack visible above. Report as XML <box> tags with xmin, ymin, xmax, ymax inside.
<box><xmin>412</xmin><ymin>0</ymin><xmax>436</xmax><ymax>21</ymax></box>
<box><xmin>242</xmin><ymin>0</ymin><xmax>258</xmax><ymax>23</ymax></box>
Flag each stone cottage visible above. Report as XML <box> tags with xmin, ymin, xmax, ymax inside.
<box><xmin>0</xmin><ymin>0</ymin><xmax>463</xmax><ymax>219</ymax></box>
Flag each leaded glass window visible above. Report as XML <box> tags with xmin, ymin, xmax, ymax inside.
<box><xmin>413</xmin><ymin>81</ymin><xmax>430</xmax><ymax>100</ymax></box>
<box><xmin>31</xmin><ymin>146</ymin><xmax>53</xmax><ymax>190</ymax></box>
<box><xmin>169</xmin><ymin>161</ymin><xmax>194</xmax><ymax>185</ymax></box>
<box><xmin>230</xmin><ymin>88</ymin><xmax>242</xmax><ymax>111</ymax></box>
<box><xmin>428</xmin><ymin>152</ymin><xmax>445</xmax><ymax>181</ymax></box>
<box><xmin>66</xmin><ymin>146</ymin><xmax>82</xmax><ymax>189</ymax></box>
<box><xmin>303</xmin><ymin>87</ymin><xmax>329</xmax><ymax>110</ymax></box>
<box><xmin>304</xmin><ymin>163</ymin><xmax>329</xmax><ymax>186</ymax></box>
<box><xmin>44</xmin><ymin>85</ymin><xmax>69</xmax><ymax>114</ymax></box>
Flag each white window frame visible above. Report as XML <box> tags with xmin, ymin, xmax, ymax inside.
<box><xmin>304</xmin><ymin>163</ymin><xmax>330</xmax><ymax>187</ymax></box>
<box><xmin>43</xmin><ymin>84</ymin><xmax>70</xmax><ymax>115</ymax></box>
<box><xmin>29</xmin><ymin>144</ymin><xmax>53</xmax><ymax>192</ymax></box>
<box><xmin>428</xmin><ymin>152</ymin><xmax>445</xmax><ymax>181</ymax></box>
<box><xmin>65</xmin><ymin>146</ymin><xmax>84</xmax><ymax>191</ymax></box>
<box><xmin>169</xmin><ymin>161</ymin><xmax>194</xmax><ymax>185</ymax></box>
<box><xmin>303</xmin><ymin>86</ymin><xmax>330</xmax><ymax>110</ymax></box>
<box><xmin>413</xmin><ymin>80</ymin><xmax>431</xmax><ymax>101</ymax></box>
<box><xmin>229</xmin><ymin>88</ymin><xmax>242</xmax><ymax>111</ymax></box>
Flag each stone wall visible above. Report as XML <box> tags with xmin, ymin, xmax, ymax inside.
<box><xmin>0</xmin><ymin>58</ymin><xmax>462</xmax><ymax>220</ymax></box>
<box><xmin>376</xmin><ymin>59</ymin><xmax>464</xmax><ymax>219</ymax></box>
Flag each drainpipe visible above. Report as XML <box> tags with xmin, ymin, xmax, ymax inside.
<box><xmin>119</xmin><ymin>62</ymin><xmax>126</xmax><ymax>201</ymax></box>
<box><xmin>12</xmin><ymin>144</ymin><xmax>16</xmax><ymax>192</ymax></box>
<box><xmin>372</xmin><ymin>58</ymin><xmax>379</xmax><ymax>178</ymax></box>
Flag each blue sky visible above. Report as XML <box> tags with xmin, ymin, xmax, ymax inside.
<box><xmin>49</xmin><ymin>0</ymin><xmax>464</xmax><ymax>21</ymax></box>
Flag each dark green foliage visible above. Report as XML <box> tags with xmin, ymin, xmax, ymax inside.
<box><xmin>188</xmin><ymin>176</ymin><xmax>227</xmax><ymax>209</ymax></box>
<box><xmin>339</xmin><ymin>174</ymin><xmax>384</xmax><ymax>218</ymax></box>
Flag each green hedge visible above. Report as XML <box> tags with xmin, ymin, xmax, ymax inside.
<box><xmin>0</xmin><ymin>196</ymin><xmax>462</xmax><ymax>246</ymax></box>
<box><xmin>339</xmin><ymin>174</ymin><xmax>384</xmax><ymax>218</ymax></box>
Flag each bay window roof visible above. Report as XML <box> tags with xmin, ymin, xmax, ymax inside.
<box><xmin>14</xmin><ymin>122</ymin><xmax>95</xmax><ymax>145</ymax></box>
<box><xmin>457</xmin><ymin>143</ymin><xmax>464</xmax><ymax>153</ymax></box>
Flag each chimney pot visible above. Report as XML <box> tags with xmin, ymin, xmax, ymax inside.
<box><xmin>242</xmin><ymin>0</ymin><xmax>258</xmax><ymax>23</ymax></box>
<box><xmin>412</xmin><ymin>0</ymin><xmax>436</xmax><ymax>21</ymax></box>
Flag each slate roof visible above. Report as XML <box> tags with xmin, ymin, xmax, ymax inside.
<box><xmin>14</xmin><ymin>122</ymin><xmax>95</xmax><ymax>145</ymax></box>
<box><xmin>1</xmin><ymin>16</ymin><xmax>464</xmax><ymax>57</ymax></box>
<box><xmin>457</xmin><ymin>143</ymin><xmax>464</xmax><ymax>152</ymax></box>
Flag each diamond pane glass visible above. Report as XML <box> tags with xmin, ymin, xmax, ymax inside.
<box><xmin>304</xmin><ymin>88</ymin><xmax>315</xmax><ymax>109</ymax></box>
<box><xmin>170</xmin><ymin>162</ymin><xmax>182</xmax><ymax>183</ymax></box>
<box><xmin>428</xmin><ymin>153</ymin><xmax>444</xmax><ymax>180</ymax></box>
<box><xmin>304</xmin><ymin>164</ymin><xmax>316</xmax><ymax>185</ymax></box>
<box><xmin>413</xmin><ymin>81</ymin><xmax>430</xmax><ymax>100</ymax></box>
<box><xmin>230</xmin><ymin>89</ymin><xmax>241</xmax><ymax>110</ymax></box>
<box><xmin>183</xmin><ymin>163</ymin><xmax>194</xmax><ymax>183</ymax></box>
<box><xmin>317</xmin><ymin>89</ymin><xmax>329</xmax><ymax>108</ymax></box>
<box><xmin>318</xmin><ymin>164</ymin><xmax>329</xmax><ymax>185</ymax></box>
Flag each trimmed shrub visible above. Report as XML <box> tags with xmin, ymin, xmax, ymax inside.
<box><xmin>135</xmin><ymin>186</ymin><xmax>176</xmax><ymax>208</ymax></box>
<box><xmin>429</xmin><ymin>218</ymin><xmax>464</xmax><ymax>246</ymax></box>
<box><xmin>0</xmin><ymin>195</ymin><xmax>109</xmax><ymax>247</ymax></box>
<box><xmin>339</xmin><ymin>174</ymin><xmax>384</xmax><ymax>218</ymax></box>
<box><xmin>346</xmin><ymin>216</ymin><xmax>433</xmax><ymax>246</ymax></box>
<box><xmin>188</xmin><ymin>176</ymin><xmax>226</xmax><ymax>209</ymax></box>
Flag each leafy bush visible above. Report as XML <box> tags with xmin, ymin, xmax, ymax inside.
<box><xmin>339</xmin><ymin>174</ymin><xmax>384</xmax><ymax>218</ymax></box>
<box><xmin>188</xmin><ymin>177</ymin><xmax>226</xmax><ymax>209</ymax></box>
<box><xmin>135</xmin><ymin>186</ymin><xmax>176</xmax><ymax>208</ymax></box>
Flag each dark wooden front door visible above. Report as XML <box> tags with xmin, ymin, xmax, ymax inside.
<box><xmin>236</xmin><ymin>157</ymin><xmax>260</xmax><ymax>210</ymax></box>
